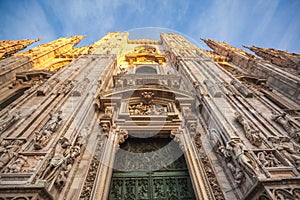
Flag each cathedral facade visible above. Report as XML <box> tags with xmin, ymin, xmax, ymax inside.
<box><xmin>0</xmin><ymin>31</ymin><xmax>299</xmax><ymax>200</ymax></box>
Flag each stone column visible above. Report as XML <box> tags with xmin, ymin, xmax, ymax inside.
<box><xmin>93</xmin><ymin>128</ymin><xmax>128</xmax><ymax>200</ymax></box>
<box><xmin>171</xmin><ymin>128</ymin><xmax>214</xmax><ymax>200</ymax></box>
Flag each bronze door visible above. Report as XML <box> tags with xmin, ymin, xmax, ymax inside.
<box><xmin>108</xmin><ymin>138</ymin><xmax>196</xmax><ymax>200</ymax></box>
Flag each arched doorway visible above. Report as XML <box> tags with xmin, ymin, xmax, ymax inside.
<box><xmin>108</xmin><ymin>137</ymin><xmax>196</xmax><ymax>200</ymax></box>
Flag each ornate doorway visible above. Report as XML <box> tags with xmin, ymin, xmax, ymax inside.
<box><xmin>108</xmin><ymin>138</ymin><xmax>196</xmax><ymax>200</ymax></box>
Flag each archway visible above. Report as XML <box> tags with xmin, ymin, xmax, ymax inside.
<box><xmin>108</xmin><ymin>137</ymin><xmax>196</xmax><ymax>200</ymax></box>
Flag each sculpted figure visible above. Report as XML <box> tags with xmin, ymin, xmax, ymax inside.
<box><xmin>44</xmin><ymin>111</ymin><xmax>62</xmax><ymax>132</ymax></box>
<box><xmin>271</xmin><ymin>112</ymin><xmax>300</xmax><ymax>143</ymax></box>
<box><xmin>55</xmin><ymin>156</ymin><xmax>73</xmax><ymax>190</ymax></box>
<box><xmin>40</xmin><ymin>138</ymin><xmax>70</xmax><ymax>182</ymax></box>
<box><xmin>226</xmin><ymin>139</ymin><xmax>259</xmax><ymax>177</ymax></box>
<box><xmin>141</xmin><ymin>91</ymin><xmax>154</xmax><ymax>104</ymax></box>
<box><xmin>0</xmin><ymin>140</ymin><xmax>11</xmax><ymax>155</ymax></box>
<box><xmin>117</xmin><ymin>129</ymin><xmax>128</xmax><ymax>144</ymax></box>
<box><xmin>34</xmin><ymin>129</ymin><xmax>52</xmax><ymax>149</ymax></box>
<box><xmin>235</xmin><ymin>112</ymin><xmax>262</xmax><ymax>147</ymax></box>
<box><xmin>103</xmin><ymin>107</ymin><xmax>113</xmax><ymax>118</ymax></box>
<box><xmin>101</xmin><ymin>122</ymin><xmax>110</xmax><ymax>134</ymax></box>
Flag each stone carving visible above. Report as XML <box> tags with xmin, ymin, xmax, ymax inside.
<box><xmin>116</xmin><ymin>129</ymin><xmax>128</xmax><ymax>146</ymax></box>
<box><xmin>230</xmin><ymin>79</ymin><xmax>253</xmax><ymax>98</ymax></box>
<box><xmin>273</xmin><ymin>188</ymin><xmax>295</xmax><ymax>200</ymax></box>
<box><xmin>170</xmin><ymin>129</ymin><xmax>183</xmax><ymax>148</ymax></box>
<box><xmin>100</xmin><ymin>122</ymin><xmax>110</xmax><ymax>134</ymax></box>
<box><xmin>226</xmin><ymin>139</ymin><xmax>259</xmax><ymax>177</ymax></box>
<box><xmin>55</xmin><ymin>137</ymin><xmax>82</xmax><ymax>190</ymax></box>
<box><xmin>203</xmin><ymin>79</ymin><xmax>222</xmax><ymax>98</ymax></box>
<box><xmin>57</xmin><ymin>80</ymin><xmax>74</xmax><ymax>95</ymax></box>
<box><xmin>37</xmin><ymin>78</ymin><xmax>60</xmax><ymax>96</ymax></box>
<box><xmin>235</xmin><ymin>111</ymin><xmax>262</xmax><ymax>147</ymax></box>
<box><xmin>141</xmin><ymin>91</ymin><xmax>155</xmax><ymax>104</ymax></box>
<box><xmin>0</xmin><ymin>111</ymin><xmax>20</xmax><ymax>133</ymax></box>
<box><xmin>34</xmin><ymin>111</ymin><xmax>62</xmax><ymax>150</ymax></box>
<box><xmin>40</xmin><ymin>135</ymin><xmax>83</xmax><ymax>191</ymax></box>
<box><xmin>0</xmin><ymin>140</ymin><xmax>24</xmax><ymax>170</ymax></box>
<box><xmin>4</xmin><ymin>155</ymin><xmax>28</xmax><ymax>173</ymax></box>
<box><xmin>269</xmin><ymin>137</ymin><xmax>300</xmax><ymax>171</ymax></box>
<box><xmin>210</xmin><ymin>130</ymin><xmax>246</xmax><ymax>185</ymax></box>
<box><xmin>227</xmin><ymin>162</ymin><xmax>245</xmax><ymax>184</ymax></box>
<box><xmin>128</xmin><ymin>103</ymin><xmax>167</xmax><ymax>115</ymax></box>
<box><xmin>271</xmin><ymin>112</ymin><xmax>300</xmax><ymax>143</ymax></box>
<box><xmin>80</xmin><ymin>137</ymin><xmax>105</xmax><ymax>199</ymax></box>
<box><xmin>44</xmin><ymin>111</ymin><xmax>63</xmax><ymax>132</ymax></box>
<box><xmin>103</xmin><ymin>106</ymin><xmax>113</xmax><ymax>119</ymax></box>
<box><xmin>72</xmin><ymin>78</ymin><xmax>90</xmax><ymax>96</ymax></box>
<box><xmin>192</xmin><ymin>129</ymin><xmax>226</xmax><ymax>197</ymax></box>
<box><xmin>194</xmin><ymin>132</ymin><xmax>202</xmax><ymax>150</ymax></box>
<box><xmin>201</xmin><ymin>155</ymin><xmax>225</xmax><ymax>198</ymax></box>
<box><xmin>257</xmin><ymin>151</ymin><xmax>282</xmax><ymax>168</ymax></box>
<box><xmin>188</xmin><ymin>122</ymin><xmax>197</xmax><ymax>135</ymax></box>
<box><xmin>40</xmin><ymin>138</ymin><xmax>71</xmax><ymax>181</ymax></box>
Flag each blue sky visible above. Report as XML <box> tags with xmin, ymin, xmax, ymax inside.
<box><xmin>0</xmin><ymin>0</ymin><xmax>299</xmax><ymax>53</ymax></box>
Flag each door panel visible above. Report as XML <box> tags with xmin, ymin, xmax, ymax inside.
<box><xmin>109</xmin><ymin>171</ymin><xmax>195</xmax><ymax>200</ymax></box>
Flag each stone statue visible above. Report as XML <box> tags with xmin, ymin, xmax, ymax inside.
<box><xmin>34</xmin><ymin>111</ymin><xmax>63</xmax><ymax>150</ymax></box>
<box><xmin>34</xmin><ymin>129</ymin><xmax>52</xmax><ymax>150</ymax></box>
<box><xmin>226</xmin><ymin>139</ymin><xmax>259</xmax><ymax>177</ymax></box>
<box><xmin>54</xmin><ymin>156</ymin><xmax>73</xmax><ymax>190</ymax></box>
<box><xmin>40</xmin><ymin>138</ymin><xmax>71</xmax><ymax>182</ymax></box>
<box><xmin>235</xmin><ymin>112</ymin><xmax>262</xmax><ymax>147</ymax></box>
<box><xmin>271</xmin><ymin>112</ymin><xmax>300</xmax><ymax>143</ymax></box>
<box><xmin>44</xmin><ymin>111</ymin><xmax>62</xmax><ymax>132</ymax></box>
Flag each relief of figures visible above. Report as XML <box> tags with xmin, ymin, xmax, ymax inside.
<box><xmin>34</xmin><ymin>111</ymin><xmax>62</xmax><ymax>150</ymax></box>
<box><xmin>271</xmin><ymin>112</ymin><xmax>300</xmax><ymax>143</ymax></box>
<box><xmin>4</xmin><ymin>155</ymin><xmax>28</xmax><ymax>173</ymax></box>
<box><xmin>0</xmin><ymin>111</ymin><xmax>20</xmax><ymax>133</ymax></box>
<box><xmin>269</xmin><ymin>137</ymin><xmax>300</xmax><ymax>171</ymax></box>
<box><xmin>128</xmin><ymin>103</ymin><xmax>167</xmax><ymax>115</ymax></box>
<box><xmin>256</xmin><ymin>151</ymin><xmax>282</xmax><ymax>168</ymax></box>
<box><xmin>0</xmin><ymin>140</ymin><xmax>24</xmax><ymax>170</ymax></box>
<box><xmin>235</xmin><ymin>111</ymin><xmax>262</xmax><ymax>147</ymax></box>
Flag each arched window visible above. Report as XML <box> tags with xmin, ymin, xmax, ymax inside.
<box><xmin>135</xmin><ymin>66</ymin><xmax>157</xmax><ymax>74</ymax></box>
